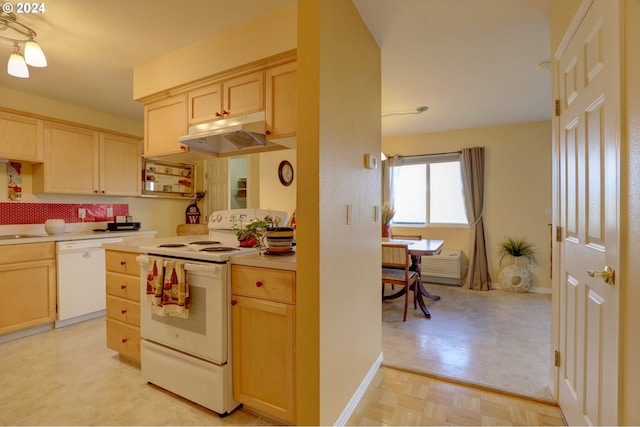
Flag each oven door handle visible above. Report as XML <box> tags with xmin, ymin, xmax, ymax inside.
<box><xmin>183</xmin><ymin>262</ymin><xmax>223</xmax><ymax>276</ymax></box>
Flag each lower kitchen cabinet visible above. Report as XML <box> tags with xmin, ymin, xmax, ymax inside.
<box><xmin>0</xmin><ymin>243</ymin><xmax>56</xmax><ymax>335</ymax></box>
<box><xmin>231</xmin><ymin>265</ymin><xmax>296</xmax><ymax>424</ymax></box>
<box><xmin>105</xmin><ymin>250</ymin><xmax>141</xmax><ymax>362</ymax></box>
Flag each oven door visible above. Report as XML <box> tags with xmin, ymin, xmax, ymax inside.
<box><xmin>138</xmin><ymin>256</ymin><xmax>228</xmax><ymax>364</ymax></box>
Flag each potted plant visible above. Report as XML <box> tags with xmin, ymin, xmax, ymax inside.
<box><xmin>381</xmin><ymin>203</ymin><xmax>396</xmax><ymax>237</ymax></box>
<box><xmin>498</xmin><ymin>236</ymin><xmax>537</xmax><ymax>266</ymax></box>
<box><xmin>230</xmin><ymin>215</ymin><xmax>275</xmax><ymax>248</ymax></box>
<box><xmin>497</xmin><ymin>236</ymin><xmax>536</xmax><ymax>292</ymax></box>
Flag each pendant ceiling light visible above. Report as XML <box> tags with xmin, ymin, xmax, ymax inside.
<box><xmin>0</xmin><ymin>11</ymin><xmax>47</xmax><ymax>78</ymax></box>
<box><xmin>7</xmin><ymin>43</ymin><xmax>28</xmax><ymax>78</ymax></box>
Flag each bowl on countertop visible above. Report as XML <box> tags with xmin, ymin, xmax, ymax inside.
<box><xmin>44</xmin><ymin>219</ymin><xmax>66</xmax><ymax>235</ymax></box>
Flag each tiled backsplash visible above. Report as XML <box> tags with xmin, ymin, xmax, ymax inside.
<box><xmin>0</xmin><ymin>202</ymin><xmax>129</xmax><ymax>225</ymax></box>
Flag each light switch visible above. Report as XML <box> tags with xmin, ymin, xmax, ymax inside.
<box><xmin>106</xmin><ymin>207</ymin><xmax>113</xmax><ymax>217</ymax></box>
<box><xmin>78</xmin><ymin>208</ymin><xmax>86</xmax><ymax>219</ymax></box>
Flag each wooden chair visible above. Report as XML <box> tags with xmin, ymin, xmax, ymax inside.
<box><xmin>382</xmin><ymin>243</ymin><xmax>421</xmax><ymax>321</ymax></box>
<box><xmin>176</xmin><ymin>224</ymin><xmax>209</xmax><ymax>236</ymax></box>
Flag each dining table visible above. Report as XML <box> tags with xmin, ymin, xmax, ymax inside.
<box><xmin>382</xmin><ymin>237</ymin><xmax>444</xmax><ymax>319</ymax></box>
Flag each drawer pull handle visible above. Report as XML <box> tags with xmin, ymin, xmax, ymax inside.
<box><xmin>120</xmin><ymin>261</ymin><xmax>126</xmax><ymax>266</ymax></box>
<box><xmin>120</xmin><ymin>285</ymin><xmax>127</xmax><ymax>290</ymax></box>
<box><xmin>121</xmin><ymin>338</ymin><xmax>127</xmax><ymax>344</ymax></box>
<box><xmin>121</xmin><ymin>309</ymin><xmax>127</xmax><ymax>314</ymax></box>
<box><xmin>231</xmin><ymin>300</ymin><xmax>237</xmax><ymax>306</ymax></box>
<box><xmin>256</xmin><ymin>281</ymin><xmax>263</xmax><ymax>287</ymax></box>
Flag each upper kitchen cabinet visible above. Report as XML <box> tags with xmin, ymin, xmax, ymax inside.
<box><xmin>223</xmin><ymin>71</ymin><xmax>264</xmax><ymax>118</ymax></box>
<box><xmin>33</xmin><ymin>122</ymin><xmax>141</xmax><ymax>196</ymax></box>
<box><xmin>188</xmin><ymin>71</ymin><xmax>264</xmax><ymax>126</ymax></box>
<box><xmin>100</xmin><ymin>133</ymin><xmax>142</xmax><ymax>195</ymax></box>
<box><xmin>188</xmin><ymin>83</ymin><xmax>222</xmax><ymax>125</ymax></box>
<box><xmin>144</xmin><ymin>94</ymin><xmax>188</xmax><ymax>157</ymax></box>
<box><xmin>0</xmin><ymin>110</ymin><xmax>44</xmax><ymax>162</ymax></box>
<box><xmin>265</xmin><ymin>61</ymin><xmax>297</xmax><ymax>140</ymax></box>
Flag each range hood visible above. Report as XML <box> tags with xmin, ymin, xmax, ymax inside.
<box><xmin>178</xmin><ymin>111</ymin><xmax>282</xmax><ymax>155</ymax></box>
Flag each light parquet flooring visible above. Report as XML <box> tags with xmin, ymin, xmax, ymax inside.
<box><xmin>347</xmin><ymin>366</ymin><xmax>566</xmax><ymax>426</ymax></box>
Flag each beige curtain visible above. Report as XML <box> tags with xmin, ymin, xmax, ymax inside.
<box><xmin>381</xmin><ymin>155</ymin><xmax>399</xmax><ymax>208</ymax></box>
<box><xmin>461</xmin><ymin>147</ymin><xmax>491</xmax><ymax>291</ymax></box>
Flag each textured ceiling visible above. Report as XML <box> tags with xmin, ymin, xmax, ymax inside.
<box><xmin>0</xmin><ymin>0</ymin><xmax>553</xmax><ymax>137</ymax></box>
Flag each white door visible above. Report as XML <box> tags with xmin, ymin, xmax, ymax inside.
<box><xmin>206</xmin><ymin>157</ymin><xmax>230</xmax><ymax>213</ymax></box>
<box><xmin>554</xmin><ymin>0</ymin><xmax>620</xmax><ymax>425</ymax></box>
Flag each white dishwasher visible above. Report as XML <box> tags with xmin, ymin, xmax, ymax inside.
<box><xmin>56</xmin><ymin>237</ymin><xmax>123</xmax><ymax>327</ymax></box>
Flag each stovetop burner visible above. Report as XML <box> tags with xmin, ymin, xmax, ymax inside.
<box><xmin>200</xmin><ymin>246</ymin><xmax>240</xmax><ymax>252</ymax></box>
<box><xmin>189</xmin><ymin>240</ymin><xmax>222</xmax><ymax>245</ymax></box>
<box><xmin>158</xmin><ymin>243</ymin><xmax>186</xmax><ymax>248</ymax></box>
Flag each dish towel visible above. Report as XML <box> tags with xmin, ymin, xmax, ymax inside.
<box><xmin>153</xmin><ymin>260</ymin><xmax>189</xmax><ymax>319</ymax></box>
<box><xmin>145</xmin><ymin>256</ymin><xmax>164</xmax><ymax>306</ymax></box>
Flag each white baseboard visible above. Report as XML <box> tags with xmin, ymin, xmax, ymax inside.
<box><xmin>492</xmin><ymin>282</ymin><xmax>551</xmax><ymax>294</ymax></box>
<box><xmin>333</xmin><ymin>352</ymin><xmax>383</xmax><ymax>426</ymax></box>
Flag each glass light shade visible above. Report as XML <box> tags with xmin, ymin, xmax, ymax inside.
<box><xmin>8</xmin><ymin>52</ymin><xmax>29</xmax><ymax>78</ymax></box>
<box><xmin>24</xmin><ymin>40</ymin><xmax>47</xmax><ymax>67</ymax></box>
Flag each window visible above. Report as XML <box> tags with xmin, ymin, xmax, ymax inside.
<box><xmin>391</xmin><ymin>154</ymin><xmax>468</xmax><ymax>226</ymax></box>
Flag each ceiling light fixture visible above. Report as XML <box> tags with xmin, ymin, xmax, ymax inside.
<box><xmin>0</xmin><ymin>11</ymin><xmax>47</xmax><ymax>78</ymax></box>
<box><xmin>382</xmin><ymin>105</ymin><xmax>429</xmax><ymax>118</ymax></box>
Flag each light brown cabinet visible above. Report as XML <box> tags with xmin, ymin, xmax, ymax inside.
<box><xmin>0</xmin><ymin>110</ymin><xmax>44</xmax><ymax>162</ymax></box>
<box><xmin>32</xmin><ymin>122</ymin><xmax>141</xmax><ymax>196</ymax></box>
<box><xmin>188</xmin><ymin>83</ymin><xmax>222</xmax><ymax>125</ymax></box>
<box><xmin>105</xmin><ymin>250</ymin><xmax>141</xmax><ymax>362</ymax></box>
<box><xmin>188</xmin><ymin>71</ymin><xmax>265</xmax><ymax>125</ymax></box>
<box><xmin>144</xmin><ymin>94</ymin><xmax>188</xmax><ymax>157</ymax></box>
<box><xmin>143</xmin><ymin>53</ymin><xmax>296</xmax><ymax>157</ymax></box>
<box><xmin>231</xmin><ymin>265</ymin><xmax>296</xmax><ymax>424</ymax></box>
<box><xmin>266</xmin><ymin>61</ymin><xmax>297</xmax><ymax>140</ymax></box>
<box><xmin>0</xmin><ymin>243</ymin><xmax>56</xmax><ymax>336</ymax></box>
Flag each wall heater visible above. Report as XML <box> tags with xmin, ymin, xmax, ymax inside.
<box><xmin>420</xmin><ymin>249</ymin><xmax>467</xmax><ymax>285</ymax></box>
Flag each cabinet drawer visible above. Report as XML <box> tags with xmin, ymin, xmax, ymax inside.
<box><xmin>106</xmin><ymin>318</ymin><xmax>140</xmax><ymax>362</ymax></box>
<box><xmin>231</xmin><ymin>265</ymin><xmax>295</xmax><ymax>304</ymax></box>
<box><xmin>105</xmin><ymin>251</ymin><xmax>140</xmax><ymax>276</ymax></box>
<box><xmin>0</xmin><ymin>242</ymin><xmax>55</xmax><ymax>264</ymax></box>
<box><xmin>106</xmin><ymin>272</ymin><xmax>140</xmax><ymax>302</ymax></box>
<box><xmin>106</xmin><ymin>295</ymin><xmax>140</xmax><ymax>326</ymax></box>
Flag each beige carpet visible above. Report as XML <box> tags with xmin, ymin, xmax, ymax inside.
<box><xmin>382</xmin><ymin>283</ymin><xmax>553</xmax><ymax>402</ymax></box>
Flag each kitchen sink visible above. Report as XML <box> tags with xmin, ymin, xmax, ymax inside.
<box><xmin>0</xmin><ymin>234</ymin><xmax>46</xmax><ymax>240</ymax></box>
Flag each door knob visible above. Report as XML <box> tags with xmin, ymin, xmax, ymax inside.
<box><xmin>587</xmin><ymin>265</ymin><xmax>615</xmax><ymax>285</ymax></box>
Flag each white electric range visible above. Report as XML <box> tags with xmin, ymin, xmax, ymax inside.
<box><xmin>136</xmin><ymin>209</ymin><xmax>289</xmax><ymax>416</ymax></box>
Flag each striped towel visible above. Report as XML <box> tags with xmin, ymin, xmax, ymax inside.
<box><xmin>152</xmin><ymin>261</ymin><xmax>189</xmax><ymax>319</ymax></box>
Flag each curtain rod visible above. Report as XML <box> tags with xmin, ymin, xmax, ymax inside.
<box><xmin>393</xmin><ymin>150</ymin><xmax>462</xmax><ymax>159</ymax></box>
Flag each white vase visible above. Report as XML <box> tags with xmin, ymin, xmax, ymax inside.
<box><xmin>498</xmin><ymin>256</ymin><xmax>532</xmax><ymax>292</ymax></box>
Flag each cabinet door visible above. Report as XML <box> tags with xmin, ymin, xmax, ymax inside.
<box><xmin>188</xmin><ymin>83</ymin><xmax>223</xmax><ymax>125</ymax></box>
<box><xmin>100</xmin><ymin>133</ymin><xmax>141</xmax><ymax>196</ymax></box>
<box><xmin>265</xmin><ymin>61</ymin><xmax>297</xmax><ymax>140</ymax></box>
<box><xmin>0</xmin><ymin>111</ymin><xmax>44</xmax><ymax>162</ymax></box>
<box><xmin>0</xmin><ymin>259</ymin><xmax>56</xmax><ymax>335</ymax></box>
<box><xmin>232</xmin><ymin>295</ymin><xmax>295</xmax><ymax>423</ymax></box>
<box><xmin>223</xmin><ymin>71</ymin><xmax>264</xmax><ymax>117</ymax></box>
<box><xmin>144</xmin><ymin>95</ymin><xmax>188</xmax><ymax>157</ymax></box>
<box><xmin>34</xmin><ymin>122</ymin><xmax>99</xmax><ymax>194</ymax></box>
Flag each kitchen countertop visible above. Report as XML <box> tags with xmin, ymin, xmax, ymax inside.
<box><xmin>102</xmin><ymin>234</ymin><xmax>210</xmax><ymax>253</ymax></box>
<box><xmin>0</xmin><ymin>230</ymin><xmax>157</xmax><ymax>246</ymax></box>
<box><xmin>230</xmin><ymin>250</ymin><xmax>297</xmax><ymax>271</ymax></box>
